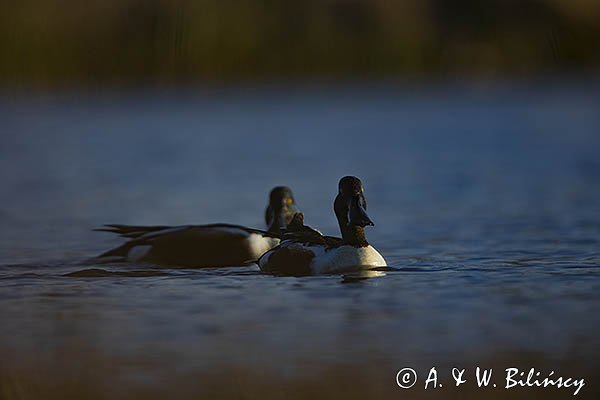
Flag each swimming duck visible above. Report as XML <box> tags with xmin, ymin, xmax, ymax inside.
<box><xmin>258</xmin><ymin>176</ymin><xmax>386</xmax><ymax>275</ymax></box>
<box><xmin>94</xmin><ymin>186</ymin><xmax>299</xmax><ymax>267</ymax></box>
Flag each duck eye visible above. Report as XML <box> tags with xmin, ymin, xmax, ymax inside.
<box><xmin>286</xmin><ymin>197</ymin><xmax>293</xmax><ymax>205</ymax></box>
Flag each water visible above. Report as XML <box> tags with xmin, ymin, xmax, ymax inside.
<box><xmin>1</xmin><ymin>82</ymin><xmax>599</xmax><ymax>399</ymax></box>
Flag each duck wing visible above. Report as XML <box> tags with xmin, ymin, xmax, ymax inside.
<box><xmin>281</xmin><ymin>213</ymin><xmax>343</xmax><ymax>247</ymax></box>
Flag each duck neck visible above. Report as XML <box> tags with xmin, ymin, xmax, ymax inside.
<box><xmin>267</xmin><ymin>208</ymin><xmax>285</xmax><ymax>236</ymax></box>
<box><xmin>335</xmin><ymin>194</ymin><xmax>369</xmax><ymax>247</ymax></box>
<box><xmin>340</xmin><ymin>225</ymin><xmax>369</xmax><ymax>247</ymax></box>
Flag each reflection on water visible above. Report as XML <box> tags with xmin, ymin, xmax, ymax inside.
<box><xmin>1</xmin><ymin>82</ymin><xmax>599</xmax><ymax>398</ymax></box>
<box><xmin>64</xmin><ymin>267</ymin><xmax>170</xmax><ymax>277</ymax></box>
<box><xmin>340</xmin><ymin>268</ymin><xmax>389</xmax><ymax>283</ymax></box>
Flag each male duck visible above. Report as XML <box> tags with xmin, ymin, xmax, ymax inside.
<box><xmin>95</xmin><ymin>186</ymin><xmax>299</xmax><ymax>267</ymax></box>
<box><xmin>258</xmin><ymin>176</ymin><xmax>386</xmax><ymax>275</ymax></box>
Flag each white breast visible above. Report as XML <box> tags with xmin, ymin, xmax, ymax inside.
<box><xmin>247</xmin><ymin>233</ymin><xmax>280</xmax><ymax>259</ymax></box>
<box><xmin>310</xmin><ymin>245</ymin><xmax>387</xmax><ymax>274</ymax></box>
<box><xmin>201</xmin><ymin>226</ymin><xmax>280</xmax><ymax>259</ymax></box>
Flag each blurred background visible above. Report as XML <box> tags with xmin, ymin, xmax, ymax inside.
<box><xmin>1</xmin><ymin>0</ymin><xmax>599</xmax><ymax>87</ymax></box>
<box><xmin>1</xmin><ymin>2</ymin><xmax>600</xmax><ymax>400</ymax></box>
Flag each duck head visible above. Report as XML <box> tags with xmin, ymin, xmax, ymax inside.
<box><xmin>266</xmin><ymin>186</ymin><xmax>299</xmax><ymax>235</ymax></box>
<box><xmin>334</xmin><ymin>176</ymin><xmax>373</xmax><ymax>246</ymax></box>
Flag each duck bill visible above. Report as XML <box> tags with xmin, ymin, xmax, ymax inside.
<box><xmin>348</xmin><ymin>195</ymin><xmax>374</xmax><ymax>227</ymax></box>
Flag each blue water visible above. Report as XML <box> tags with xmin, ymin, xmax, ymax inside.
<box><xmin>1</xmin><ymin>82</ymin><xmax>599</xmax><ymax>398</ymax></box>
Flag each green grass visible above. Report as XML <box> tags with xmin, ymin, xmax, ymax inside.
<box><xmin>1</xmin><ymin>0</ymin><xmax>599</xmax><ymax>87</ymax></box>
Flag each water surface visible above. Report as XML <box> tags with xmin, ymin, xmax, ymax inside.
<box><xmin>1</xmin><ymin>82</ymin><xmax>599</xmax><ymax>399</ymax></box>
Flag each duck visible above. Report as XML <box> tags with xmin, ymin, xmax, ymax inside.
<box><xmin>258</xmin><ymin>176</ymin><xmax>386</xmax><ymax>275</ymax></box>
<box><xmin>94</xmin><ymin>186</ymin><xmax>299</xmax><ymax>267</ymax></box>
